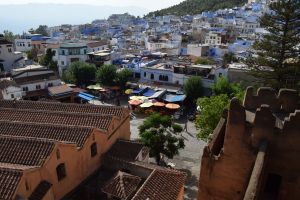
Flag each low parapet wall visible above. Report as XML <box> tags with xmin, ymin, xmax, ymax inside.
<box><xmin>243</xmin><ymin>87</ymin><xmax>299</xmax><ymax>112</ymax></box>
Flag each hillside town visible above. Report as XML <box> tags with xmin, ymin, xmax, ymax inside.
<box><xmin>0</xmin><ymin>0</ymin><xmax>299</xmax><ymax>199</ymax></box>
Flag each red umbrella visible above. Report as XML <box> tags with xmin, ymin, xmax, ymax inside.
<box><xmin>128</xmin><ymin>99</ymin><xmax>142</xmax><ymax>106</ymax></box>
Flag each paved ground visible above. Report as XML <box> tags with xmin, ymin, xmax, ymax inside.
<box><xmin>130</xmin><ymin>115</ymin><xmax>206</xmax><ymax>200</ymax></box>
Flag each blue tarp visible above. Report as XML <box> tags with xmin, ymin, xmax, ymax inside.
<box><xmin>164</xmin><ymin>94</ymin><xmax>186</xmax><ymax>103</ymax></box>
<box><xmin>77</xmin><ymin>92</ymin><xmax>95</xmax><ymax>101</ymax></box>
<box><xmin>142</xmin><ymin>89</ymin><xmax>156</xmax><ymax>97</ymax></box>
<box><xmin>132</xmin><ymin>88</ymin><xmax>143</xmax><ymax>94</ymax></box>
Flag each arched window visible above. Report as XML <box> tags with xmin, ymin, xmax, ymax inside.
<box><xmin>56</xmin><ymin>163</ymin><xmax>66</xmax><ymax>181</ymax></box>
<box><xmin>90</xmin><ymin>142</ymin><xmax>97</xmax><ymax>157</ymax></box>
<box><xmin>150</xmin><ymin>74</ymin><xmax>154</xmax><ymax>80</ymax></box>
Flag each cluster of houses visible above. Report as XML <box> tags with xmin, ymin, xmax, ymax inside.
<box><xmin>0</xmin><ymin>0</ymin><xmax>271</xmax><ymax>101</ymax></box>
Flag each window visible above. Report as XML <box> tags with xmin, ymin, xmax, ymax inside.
<box><xmin>56</xmin><ymin>149</ymin><xmax>60</xmax><ymax>160</ymax></box>
<box><xmin>8</xmin><ymin>48</ymin><xmax>12</xmax><ymax>53</ymax></box>
<box><xmin>56</xmin><ymin>163</ymin><xmax>66</xmax><ymax>181</ymax></box>
<box><xmin>62</xmin><ymin>50</ymin><xmax>65</xmax><ymax>55</ymax></box>
<box><xmin>144</xmin><ymin>72</ymin><xmax>146</xmax><ymax>77</ymax></box>
<box><xmin>84</xmin><ymin>49</ymin><xmax>87</xmax><ymax>54</ymax></box>
<box><xmin>25</xmin><ymin>180</ymin><xmax>29</xmax><ymax>191</ymax></box>
<box><xmin>11</xmin><ymin>94</ymin><xmax>14</xmax><ymax>99</ymax></box>
<box><xmin>23</xmin><ymin>87</ymin><xmax>28</xmax><ymax>92</ymax></box>
<box><xmin>48</xmin><ymin>83</ymin><xmax>53</xmax><ymax>87</ymax></box>
<box><xmin>219</xmin><ymin>73</ymin><xmax>222</xmax><ymax>77</ymax></box>
<box><xmin>90</xmin><ymin>142</ymin><xmax>97</xmax><ymax>157</ymax></box>
<box><xmin>36</xmin><ymin>85</ymin><xmax>41</xmax><ymax>90</ymax></box>
<box><xmin>61</xmin><ymin>61</ymin><xmax>64</xmax><ymax>65</ymax></box>
<box><xmin>150</xmin><ymin>74</ymin><xmax>154</xmax><ymax>80</ymax></box>
<box><xmin>263</xmin><ymin>173</ymin><xmax>282</xmax><ymax>199</ymax></box>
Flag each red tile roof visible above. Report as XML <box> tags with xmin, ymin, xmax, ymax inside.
<box><xmin>132</xmin><ymin>169</ymin><xmax>187</xmax><ymax>200</ymax></box>
<box><xmin>0</xmin><ymin>136</ymin><xmax>55</xmax><ymax>166</ymax></box>
<box><xmin>102</xmin><ymin>171</ymin><xmax>141</xmax><ymax>199</ymax></box>
<box><xmin>0</xmin><ymin>168</ymin><xmax>23</xmax><ymax>200</ymax></box>
<box><xmin>48</xmin><ymin>85</ymin><xmax>73</xmax><ymax>96</ymax></box>
<box><xmin>0</xmin><ymin>121</ymin><xmax>93</xmax><ymax>148</ymax></box>
<box><xmin>105</xmin><ymin>140</ymin><xmax>146</xmax><ymax>161</ymax></box>
<box><xmin>87</xmin><ymin>40</ymin><xmax>108</xmax><ymax>48</ymax></box>
<box><xmin>0</xmin><ymin>100</ymin><xmax>126</xmax><ymax>118</ymax></box>
<box><xmin>0</xmin><ymin>108</ymin><xmax>113</xmax><ymax>131</ymax></box>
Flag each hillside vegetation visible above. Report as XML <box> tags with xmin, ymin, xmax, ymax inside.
<box><xmin>148</xmin><ymin>0</ymin><xmax>247</xmax><ymax>16</ymax></box>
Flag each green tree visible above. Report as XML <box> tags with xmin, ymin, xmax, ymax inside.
<box><xmin>62</xmin><ymin>62</ymin><xmax>96</xmax><ymax>86</ymax></box>
<box><xmin>196</xmin><ymin>94</ymin><xmax>229</xmax><ymax>140</ymax></box>
<box><xmin>184</xmin><ymin>76</ymin><xmax>203</xmax><ymax>102</ymax></box>
<box><xmin>39</xmin><ymin>48</ymin><xmax>56</xmax><ymax>70</ymax></box>
<box><xmin>96</xmin><ymin>64</ymin><xmax>117</xmax><ymax>86</ymax></box>
<box><xmin>116</xmin><ymin>69</ymin><xmax>133</xmax><ymax>90</ymax></box>
<box><xmin>3</xmin><ymin>30</ymin><xmax>14</xmax><ymax>42</ymax></box>
<box><xmin>139</xmin><ymin>113</ymin><xmax>185</xmax><ymax>164</ymax></box>
<box><xmin>196</xmin><ymin>78</ymin><xmax>244</xmax><ymax>140</ymax></box>
<box><xmin>222</xmin><ymin>52</ymin><xmax>237</xmax><ymax>65</ymax></box>
<box><xmin>26</xmin><ymin>48</ymin><xmax>38</xmax><ymax>62</ymax></box>
<box><xmin>246</xmin><ymin>0</ymin><xmax>300</xmax><ymax>90</ymax></box>
<box><xmin>35</xmin><ymin>25</ymin><xmax>49</xmax><ymax>36</ymax></box>
<box><xmin>194</xmin><ymin>57</ymin><xmax>215</xmax><ymax>65</ymax></box>
<box><xmin>212</xmin><ymin>77</ymin><xmax>243</xmax><ymax>99</ymax></box>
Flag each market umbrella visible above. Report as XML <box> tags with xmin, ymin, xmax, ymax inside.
<box><xmin>125</xmin><ymin>89</ymin><xmax>133</xmax><ymax>95</ymax></box>
<box><xmin>129</xmin><ymin>96</ymin><xmax>140</xmax><ymax>100</ymax></box>
<box><xmin>129</xmin><ymin>96</ymin><xmax>147</xmax><ymax>101</ymax></box>
<box><xmin>128</xmin><ymin>99</ymin><xmax>142</xmax><ymax>106</ymax></box>
<box><xmin>165</xmin><ymin>103</ymin><xmax>180</xmax><ymax>109</ymax></box>
<box><xmin>140</xmin><ymin>102</ymin><xmax>153</xmax><ymax>108</ymax></box>
<box><xmin>154</xmin><ymin>102</ymin><xmax>166</xmax><ymax>107</ymax></box>
<box><xmin>87</xmin><ymin>84</ymin><xmax>103</xmax><ymax>90</ymax></box>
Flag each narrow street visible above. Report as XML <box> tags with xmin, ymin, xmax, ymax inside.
<box><xmin>130</xmin><ymin>115</ymin><xmax>206</xmax><ymax>199</ymax></box>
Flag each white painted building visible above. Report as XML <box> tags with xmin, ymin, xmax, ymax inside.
<box><xmin>53</xmin><ymin>43</ymin><xmax>88</xmax><ymax>76</ymax></box>
<box><xmin>0</xmin><ymin>79</ymin><xmax>24</xmax><ymax>100</ymax></box>
<box><xmin>204</xmin><ymin>32</ymin><xmax>222</xmax><ymax>45</ymax></box>
<box><xmin>187</xmin><ymin>44</ymin><xmax>209</xmax><ymax>57</ymax></box>
<box><xmin>15</xmin><ymin>38</ymin><xmax>32</xmax><ymax>52</ymax></box>
<box><xmin>0</xmin><ymin>35</ymin><xmax>24</xmax><ymax>72</ymax></box>
<box><xmin>12</xmin><ymin>65</ymin><xmax>61</xmax><ymax>97</ymax></box>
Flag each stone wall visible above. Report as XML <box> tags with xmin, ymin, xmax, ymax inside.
<box><xmin>198</xmin><ymin>87</ymin><xmax>300</xmax><ymax>200</ymax></box>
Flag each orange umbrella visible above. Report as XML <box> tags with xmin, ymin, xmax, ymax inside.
<box><xmin>128</xmin><ymin>99</ymin><xmax>142</xmax><ymax>106</ymax></box>
<box><xmin>165</xmin><ymin>103</ymin><xmax>180</xmax><ymax>109</ymax></box>
<box><xmin>154</xmin><ymin>102</ymin><xmax>166</xmax><ymax>107</ymax></box>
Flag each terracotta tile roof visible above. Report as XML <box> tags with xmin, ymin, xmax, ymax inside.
<box><xmin>28</xmin><ymin>181</ymin><xmax>52</xmax><ymax>200</ymax></box>
<box><xmin>102</xmin><ymin>171</ymin><xmax>141</xmax><ymax>199</ymax></box>
<box><xmin>105</xmin><ymin>140</ymin><xmax>146</xmax><ymax>161</ymax></box>
<box><xmin>132</xmin><ymin>169</ymin><xmax>187</xmax><ymax>200</ymax></box>
<box><xmin>0</xmin><ymin>167</ymin><xmax>23</xmax><ymax>200</ymax></box>
<box><xmin>0</xmin><ymin>108</ymin><xmax>113</xmax><ymax>131</ymax></box>
<box><xmin>0</xmin><ymin>121</ymin><xmax>93</xmax><ymax>148</ymax></box>
<box><xmin>13</xmin><ymin>73</ymin><xmax>59</xmax><ymax>85</ymax></box>
<box><xmin>87</xmin><ymin>40</ymin><xmax>108</xmax><ymax>48</ymax></box>
<box><xmin>48</xmin><ymin>85</ymin><xmax>73</xmax><ymax>96</ymax></box>
<box><xmin>0</xmin><ymin>136</ymin><xmax>55</xmax><ymax>166</ymax></box>
<box><xmin>0</xmin><ymin>99</ymin><xmax>126</xmax><ymax>118</ymax></box>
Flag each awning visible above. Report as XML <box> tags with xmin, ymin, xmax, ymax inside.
<box><xmin>148</xmin><ymin>90</ymin><xmax>167</xmax><ymax>99</ymax></box>
<box><xmin>77</xmin><ymin>92</ymin><xmax>95</xmax><ymax>101</ymax></box>
<box><xmin>163</xmin><ymin>94</ymin><xmax>186</xmax><ymax>103</ymax></box>
<box><xmin>142</xmin><ymin>88</ymin><xmax>156</xmax><ymax>97</ymax></box>
<box><xmin>132</xmin><ymin>87</ymin><xmax>148</xmax><ymax>95</ymax></box>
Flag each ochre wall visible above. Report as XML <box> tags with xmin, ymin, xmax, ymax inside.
<box><xmin>14</xmin><ymin>114</ymin><xmax>131</xmax><ymax>200</ymax></box>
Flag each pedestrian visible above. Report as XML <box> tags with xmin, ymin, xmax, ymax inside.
<box><xmin>184</xmin><ymin>121</ymin><xmax>188</xmax><ymax>132</ymax></box>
